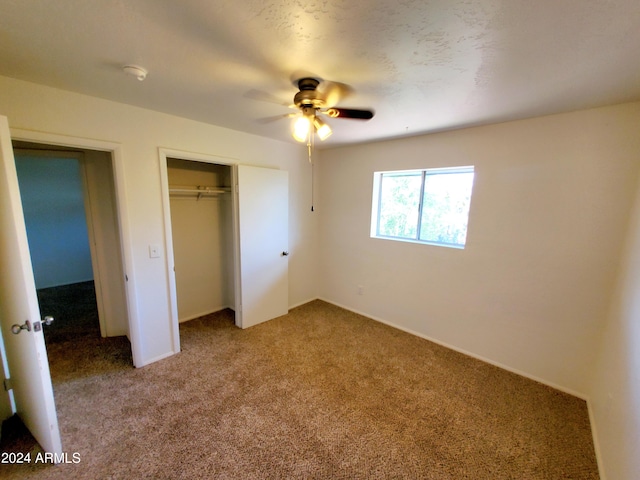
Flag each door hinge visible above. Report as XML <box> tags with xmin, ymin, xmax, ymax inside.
<box><xmin>3</xmin><ymin>378</ymin><xmax>13</xmax><ymax>391</ymax></box>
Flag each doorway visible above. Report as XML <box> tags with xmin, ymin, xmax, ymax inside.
<box><xmin>12</xmin><ymin>142</ymin><xmax>132</xmax><ymax>358</ymax></box>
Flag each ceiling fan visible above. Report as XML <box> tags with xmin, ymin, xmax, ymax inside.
<box><xmin>289</xmin><ymin>77</ymin><xmax>374</xmax><ymax>143</ymax></box>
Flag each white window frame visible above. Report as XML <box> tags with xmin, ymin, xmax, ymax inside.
<box><xmin>370</xmin><ymin>166</ymin><xmax>475</xmax><ymax>249</ymax></box>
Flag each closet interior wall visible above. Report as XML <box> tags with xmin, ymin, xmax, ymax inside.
<box><xmin>167</xmin><ymin>158</ymin><xmax>234</xmax><ymax>322</ymax></box>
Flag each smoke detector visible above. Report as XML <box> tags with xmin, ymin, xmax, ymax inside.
<box><xmin>123</xmin><ymin>65</ymin><xmax>148</xmax><ymax>81</ymax></box>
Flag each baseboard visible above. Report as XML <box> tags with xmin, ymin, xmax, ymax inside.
<box><xmin>178</xmin><ymin>305</ymin><xmax>232</xmax><ymax>323</ymax></box>
<box><xmin>36</xmin><ymin>278</ymin><xmax>95</xmax><ymax>290</ymax></box>
<box><xmin>135</xmin><ymin>349</ymin><xmax>178</xmax><ymax>368</ymax></box>
<box><xmin>289</xmin><ymin>296</ymin><xmax>320</xmax><ymax>311</ymax></box>
<box><xmin>586</xmin><ymin>399</ymin><xmax>607</xmax><ymax>480</ymax></box>
<box><xmin>317</xmin><ymin>297</ymin><xmax>588</xmax><ymax>401</ymax></box>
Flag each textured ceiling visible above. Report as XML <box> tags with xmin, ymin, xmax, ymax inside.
<box><xmin>1</xmin><ymin>0</ymin><xmax>639</xmax><ymax>147</ymax></box>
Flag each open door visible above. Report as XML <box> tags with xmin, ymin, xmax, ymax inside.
<box><xmin>237</xmin><ymin>165</ymin><xmax>289</xmax><ymax>328</ymax></box>
<box><xmin>0</xmin><ymin>115</ymin><xmax>62</xmax><ymax>454</ymax></box>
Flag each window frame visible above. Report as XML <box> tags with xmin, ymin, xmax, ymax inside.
<box><xmin>370</xmin><ymin>166</ymin><xmax>475</xmax><ymax>249</ymax></box>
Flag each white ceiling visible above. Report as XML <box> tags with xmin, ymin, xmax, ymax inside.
<box><xmin>1</xmin><ymin>0</ymin><xmax>639</xmax><ymax>147</ymax></box>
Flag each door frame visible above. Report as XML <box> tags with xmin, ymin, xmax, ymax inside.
<box><xmin>158</xmin><ymin>148</ymin><xmax>242</xmax><ymax>352</ymax></box>
<box><xmin>10</xmin><ymin>128</ymin><xmax>143</xmax><ymax>367</ymax></box>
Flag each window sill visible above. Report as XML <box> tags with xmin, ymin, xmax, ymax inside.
<box><xmin>370</xmin><ymin>235</ymin><xmax>466</xmax><ymax>250</ymax></box>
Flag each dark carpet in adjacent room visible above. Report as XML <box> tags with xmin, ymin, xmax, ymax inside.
<box><xmin>36</xmin><ymin>281</ymin><xmax>101</xmax><ymax>343</ymax></box>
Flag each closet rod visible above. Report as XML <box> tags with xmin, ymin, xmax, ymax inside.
<box><xmin>168</xmin><ymin>185</ymin><xmax>231</xmax><ymax>200</ymax></box>
<box><xmin>169</xmin><ymin>187</ymin><xmax>229</xmax><ymax>195</ymax></box>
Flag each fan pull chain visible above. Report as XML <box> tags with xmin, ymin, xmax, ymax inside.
<box><xmin>308</xmin><ymin>133</ymin><xmax>315</xmax><ymax>211</ymax></box>
<box><xmin>311</xmin><ymin>159</ymin><xmax>315</xmax><ymax>212</ymax></box>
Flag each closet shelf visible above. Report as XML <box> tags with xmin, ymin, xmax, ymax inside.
<box><xmin>169</xmin><ymin>185</ymin><xmax>231</xmax><ymax>199</ymax></box>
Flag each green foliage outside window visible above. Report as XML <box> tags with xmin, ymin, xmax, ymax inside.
<box><xmin>373</xmin><ymin>167</ymin><xmax>474</xmax><ymax>248</ymax></box>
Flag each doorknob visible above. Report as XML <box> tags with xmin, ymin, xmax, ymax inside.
<box><xmin>282</xmin><ymin>251</ymin><xmax>289</xmax><ymax>256</ymax></box>
<box><xmin>11</xmin><ymin>320</ymin><xmax>32</xmax><ymax>335</ymax></box>
<box><xmin>42</xmin><ymin>316</ymin><xmax>54</xmax><ymax>326</ymax></box>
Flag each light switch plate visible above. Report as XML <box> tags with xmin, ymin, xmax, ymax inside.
<box><xmin>149</xmin><ymin>244</ymin><xmax>161</xmax><ymax>258</ymax></box>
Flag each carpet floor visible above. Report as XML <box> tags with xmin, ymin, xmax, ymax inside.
<box><xmin>1</xmin><ymin>294</ymin><xmax>599</xmax><ymax>479</ymax></box>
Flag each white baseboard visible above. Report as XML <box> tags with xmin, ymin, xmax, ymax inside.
<box><xmin>135</xmin><ymin>349</ymin><xmax>178</xmax><ymax>368</ymax></box>
<box><xmin>586</xmin><ymin>400</ymin><xmax>606</xmax><ymax>480</ymax></box>
<box><xmin>288</xmin><ymin>296</ymin><xmax>320</xmax><ymax>311</ymax></box>
<box><xmin>178</xmin><ymin>305</ymin><xmax>232</xmax><ymax>323</ymax></box>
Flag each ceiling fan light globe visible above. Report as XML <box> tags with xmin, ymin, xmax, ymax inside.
<box><xmin>316</xmin><ymin>121</ymin><xmax>332</xmax><ymax>141</ymax></box>
<box><xmin>292</xmin><ymin>116</ymin><xmax>311</xmax><ymax>142</ymax></box>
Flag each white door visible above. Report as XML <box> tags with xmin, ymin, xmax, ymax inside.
<box><xmin>237</xmin><ymin>165</ymin><xmax>289</xmax><ymax>328</ymax></box>
<box><xmin>0</xmin><ymin>115</ymin><xmax>62</xmax><ymax>454</ymax></box>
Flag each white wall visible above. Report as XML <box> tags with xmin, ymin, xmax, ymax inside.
<box><xmin>0</xmin><ymin>75</ymin><xmax>318</xmax><ymax>366</ymax></box>
<box><xmin>589</xmin><ymin>171</ymin><xmax>640</xmax><ymax>480</ymax></box>
<box><xmin>317</xmin><ymin>102</ymin><xmax>640</xmax><ymax>396</ymax></box>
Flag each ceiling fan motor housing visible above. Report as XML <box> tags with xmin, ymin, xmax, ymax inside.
<box><xmin>297</xmin><ymin>78</ymin><xmax>320</xmax><ymax>90</ymax></box>
<box><xmin>294</xmin><ymin>77</ymin><xmax>325</xmax><ymax>109</ymax></box>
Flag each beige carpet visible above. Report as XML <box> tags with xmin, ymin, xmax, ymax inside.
<box><xmin>1</xmin><ymin>300</ymin><xmax>599</xmax><ymax>479</ymax></box>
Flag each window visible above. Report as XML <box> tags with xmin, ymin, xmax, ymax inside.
<box><xmin>371</xmin><ymin>166</ymin><xmax>475</xmax><ymax>248</ymax></box>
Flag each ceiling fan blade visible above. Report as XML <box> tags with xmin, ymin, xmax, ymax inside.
<box><xmin>325</xmin><ymin>108</ymin><xmax>374</xmax><ymax>120</ymax></box>
<box><xmin>244</xmin><ymin>89</ymin><xmax>292</xmax><ymax>108</ymax></box>
<box><xmin>256</xmin><ymin>113</ymin><xmax>295</xmax><ymax>124</ymax></box>
<box><xmin>318</xmin><ymin>81</ymin><xmax>353</xmax><ymax>108</ymax></box>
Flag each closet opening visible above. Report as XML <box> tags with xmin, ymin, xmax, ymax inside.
<box><xmin>165</xmin><ymin>157</ymin><xmax>238</xmax><ymax>338</ymax></box>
